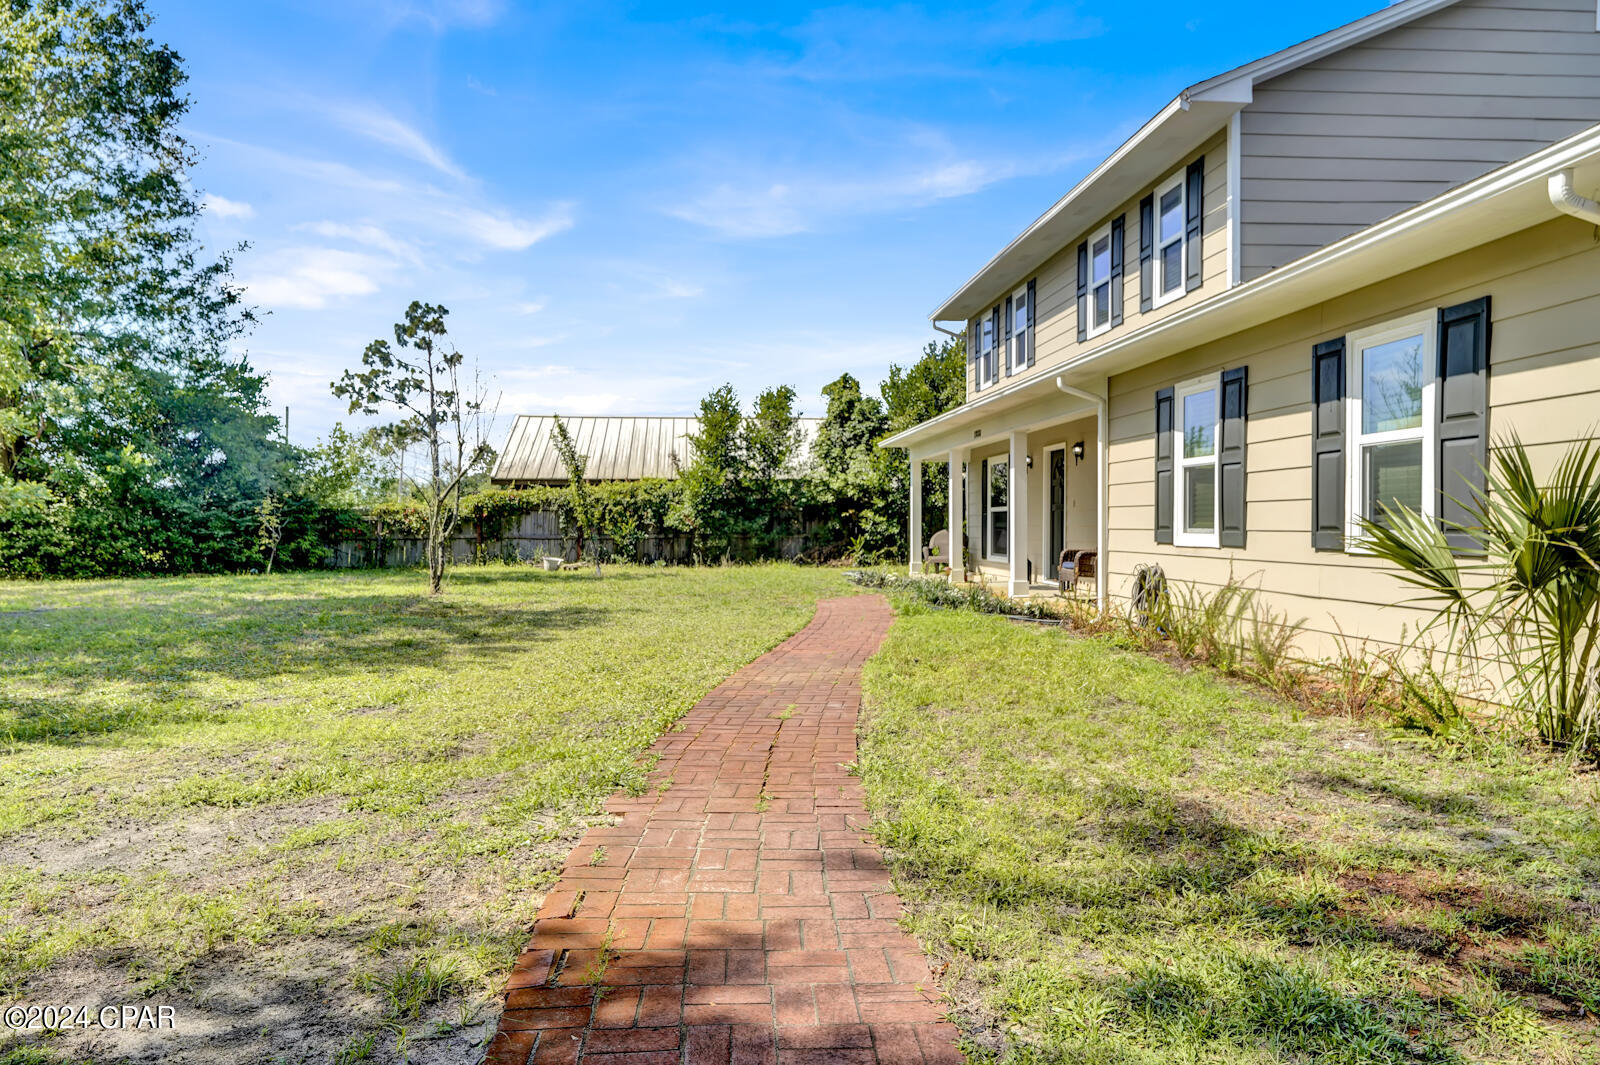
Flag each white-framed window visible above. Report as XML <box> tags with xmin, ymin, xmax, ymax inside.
<box><xmin>1173</xmin><ymin>373</ymin><xmax>1220</xmax><ymax>548</ymax></box>
<box><xmin>1010</xmin><ymin>283</ymin><xmax>1030</xmax><ymax>373</ymax></box>
<box><xmin>977</xmin><ymin>310</ymin><xmax>999</xmax><ymax>391</ymax></box>
<box><xmin>1346</xmin><ymin>311</ymin><xmax>1436</xmax><ymax>543</ymax></box>
<box><xmin>983</xmin><ymin>457</ymin><xmax>1008</xmax><ymax>560</ymax></box>
<box><xmin>1088</xmin><ymin>223</ymin><xmax>1113</xmax><ymax>338</ymax></box>
<box><xmin>1153</xmin><ymin>170</ymin><xmax>1186</xmax><ymax>307</ymax></box>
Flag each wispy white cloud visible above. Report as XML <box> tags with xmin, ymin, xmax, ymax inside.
<box><xmin>238</xmin><ymin>247</ymin><xmax>391</xmax><ymax>309</ymax></box>
<box><xmin>667</xmin><ymin>156</ymin><xmax>1015</xmax><ymax>238</ymax></box>
<box><xmin>327</xmin><ymin>105</ymin><xmax>467</xmax><ymax>181</ymax></box>
<box><xmin>446</xmin><ymin>203</ymin><xmax>575</xmax><ymax>250</ymax></box>
<box><xmin>296</xmin><ymin>221</ymin><xmax>422</xmax><ymax>265</ymax></box>
<box><xmin>510</xmin><ymin>300</ymin><xmax>546</xmax><ymax>316</ymax></box>
<box><xmin>202</xmin><ymin>192</ymin><xmax>255</xmax><ymax>219</ymax></box>
<box><xmin>197</xmin><ymin>133</ymin><xmax>576</xmax><ymax>256</ymax></box>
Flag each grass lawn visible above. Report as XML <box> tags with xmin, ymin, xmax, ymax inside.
<box><xmin>0</xmin><ymin>564</ymin><xmax>849</xmax><ymax>1064</ymax></box>
<box><xmin>858</xmin><ymin>600</ymin><xmax>1600</xmax><ymax>1065</ymax></box>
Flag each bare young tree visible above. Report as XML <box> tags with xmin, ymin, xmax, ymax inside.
<box><xmin>333</xmin><ymin>301</ymin><xmax>495</xmax><ymax>595</ymax></box>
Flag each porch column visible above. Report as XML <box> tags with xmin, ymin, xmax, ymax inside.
<box><xmin>948</xmin><ymin>448</ymin><xmax>965</xmax><ymax>581</ymax></box>
<box><xmin>1008</xmin><ymin>430</ymin><xmax>1030</xmax><ymax>596</ymax></box>
<box><xmin>908</xmin><ymin>454</ymin><xmax>923</xmax><ymax>575</ymax></box>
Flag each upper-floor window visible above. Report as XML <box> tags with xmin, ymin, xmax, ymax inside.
<box><xmin>1088</xmin><ymin>223</ymin><xmax>1113</xmax><ymax>338</ymax></box>
<box><xmin>976</xmin><ymin>310</ymin><xmax>999</xmax><ymax>391</ymax></box>
<box><xmin>1153</xmin><ymin>171</ymin><xmax>1186</xmax><ymax>307</ymax></box>
<box><xmin>1009</xmin><ymin>283</ymin><xmax>1030</xmax><ymax>373</ymax></box>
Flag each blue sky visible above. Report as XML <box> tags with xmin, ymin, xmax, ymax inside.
<box><xmin>164</xmin><ymin>0</ymin><xmax>1379</xmax><ymax>446</ymax></box>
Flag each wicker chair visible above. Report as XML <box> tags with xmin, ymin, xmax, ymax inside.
<box><xmin>1058</xmin><ymin>548</ymin><xmax>1097</xmax><ymax>595</ymax></box>
<box><xmin>923</xmin><ymin>529</ymin><xmax>961</xmax><ymax>573</ymax></box>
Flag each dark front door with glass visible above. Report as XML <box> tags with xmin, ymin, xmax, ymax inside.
<box><xmin>1048</xmin><ymin>449</ymin><xmax>1065</xmax><ymax>579</ymax></box>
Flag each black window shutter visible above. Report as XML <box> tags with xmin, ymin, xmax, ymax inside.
<box><xmin>1154</xmin><ymin>387</ymin><xmax>1175</xmax><ymax>544</ymax></box>
<box><xmin>1003</xmin><ymin>295</ymin><xmax>1014</xmax><ymax>377</ymax></box>
<box><xmin>990</xmin><ymin>307</ymin><xmax>1002</xmax><ymax>386</ymax></box>
<box><xmin>1185</xmin><ymin>157</ymin><xmax>1205</xmax><ymax>293</ymax></box>
<box><xmin>1109</xmin><ymin>214</ymin><xmax>1125</xmax><ymax>328</ymax></box>
<box><xmin>1311</xmin><ymin>337</ymin><xmax>1346</xmax><ymax>552</ymax></box>
<box><xmin>968</xmin><ymin>319</ymin><xmax>979</xmax><ymax>387</ymax></box>
<box><xmin>1075</xmin><ymin>241</ymin><xmax>1088</xmax><ymax>343</ymax></box>
<box><xmin>1138</xmin><ymin>194</ymin><xmax>1154</xmax><ymax>313</ymax></box>
<box><xmin>1219</xmin><ymin>366</ymin><xmax>1248</xmax><ymax>548</ymax></box>
<box><xmin>1437</xmin><ymin>295</ymin><xmax>1490</xmax><ymax>552</ymax></box>
<box><xmin>1025</xmin><ymin>279</ymin><xmax>1036</xmax><ymax>367</ymax></box>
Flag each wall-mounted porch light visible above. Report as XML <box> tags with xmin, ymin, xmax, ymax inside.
<box><xmin>1072</xmin><ymin>440</ymin><xmax>1085</xmax><ymax>465</ymax></box>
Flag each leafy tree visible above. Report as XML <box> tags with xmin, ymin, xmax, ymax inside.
<box><xmin>333</xmin><ymin>301</ymin><xmax>494</xmax><ymax>595</ymax></box>
<box><xmin>1</xmin><ymin>0</ymin><xmax>262</xmax><ymax>496</ymax></box>
<box><xmin>550</xmin><ymin>414</ymin><xmax>600</xmax><ymax>574</ymax></box>
<box><xmin>813</xmin><ymin>374</ymin><xmax>897</xmax><ymax>558</ymax></box>
<box><xmin>743</xmin><ymin>385</ymin><xmax>804</xmax><ymax>546</ymax></box>
<box><xmin>882</xmin><ymin>336</ymin><xmax>966</xmax><ymax>433</ymax></box>
<box><xmin>670</xmin><ymin>384</ymin><xmax>746</xmax><ymax>561</ymax></box>
<box><xmin>880</xmin><ymin>334</ymin><xmax>967</xmax><ymax>542</ymax></box>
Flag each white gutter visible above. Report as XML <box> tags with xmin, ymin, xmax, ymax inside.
<box><xmin>1549</xmin><ymin>168</ymin><xmax>1600</xmax><ymax>225</ymax></box>
<box><xmin>1055</xmin><ymin>377</ymin><xmax>1107</xmax><ymax>611</ymax></box>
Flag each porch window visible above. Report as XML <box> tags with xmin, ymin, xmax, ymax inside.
<box><xmin>1173</xmin><ymin>374</ymin><xmax>1220</xmax><ymax>548</ymax></box>
<box><xmin>1347</xmin><ymin>312</ymin><xmax>1435</xmax><ymax>537</ymax></box>
<box><xmin>983</xmin><ymin>457</ymin><xmax>1008</xmax><ymax>560</ymax></box>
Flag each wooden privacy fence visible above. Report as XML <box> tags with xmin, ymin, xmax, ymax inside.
<box><xmin>327</xmin><ymin>508</ymin><xmax>824</xmax><ymax>568</ymax></box>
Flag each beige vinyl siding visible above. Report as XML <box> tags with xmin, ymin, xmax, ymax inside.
<box><xmin>1238</xmin><ymin>0</ymin><xmax>1600</xmax><ymax>279</ymax></box>
<box><xmin>968</xmin><ymin>127</ymin><xmax>1231</xmax><ymax>399</ymax></box>
<box><xmin>1104</xmin><ymin>215</ymin><xmax>1600</xmax><ymax>661</ymax></box>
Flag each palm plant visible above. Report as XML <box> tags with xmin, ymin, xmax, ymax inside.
<box><xmin>1359</xmin><ymin>434</ymin><xmax>1600</xmax><ymax>756</ymax></box>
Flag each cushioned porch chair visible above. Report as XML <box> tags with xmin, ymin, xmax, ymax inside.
<box><xmin>1058</xmin><ymin>548</ymin><xmax>1097</xmax><ymax>595</ymax></box>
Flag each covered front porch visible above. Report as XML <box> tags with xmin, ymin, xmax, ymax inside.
<box><xmin>896</xmin><ymin>378</ymin><xmax>1107</xmax><ymax>603</ymax></box>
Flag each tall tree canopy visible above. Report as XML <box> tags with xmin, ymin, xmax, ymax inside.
<box><xmin>0</xmin><ymin>0</ymin><xmax>299</xmax><ymax>575</ymax></box>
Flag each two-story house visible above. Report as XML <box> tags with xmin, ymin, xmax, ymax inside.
<box><xmin>883</xmin><ymin>0</ymin><xmax>1600</xmax><ymax>658</ymax></box>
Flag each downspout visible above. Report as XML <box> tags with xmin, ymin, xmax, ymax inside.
<box><xmin>1549</xmin><ymin>169</ymin><xmax>1600</xmax><ymax>225</ymax></box>
<box><xmin>931</xmin><ymin>321</ymin><xmax>964</xmax><ymax>339</ymax></box>
<box><xmin>1055</xmin><ymin>377</ymin><xmax>1108</xmax><ymax>611</ymax></box>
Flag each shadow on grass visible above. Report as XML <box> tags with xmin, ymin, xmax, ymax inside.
<box><xmin>0</xmin><ymin>588</ymin><xmax>618</xmax><ymax>745</ymax></box>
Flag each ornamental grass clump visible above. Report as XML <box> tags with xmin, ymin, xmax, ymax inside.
<box><xmin>1360</xmin><ymin>435</ymin><xmax>1600</xmax><ymax>757</ymax></box>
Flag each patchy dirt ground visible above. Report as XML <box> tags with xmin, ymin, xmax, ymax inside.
<box><xmin>0</xmin><ymin>786</ymin><xmax>586</xmax><ymax>1065</ymax></box>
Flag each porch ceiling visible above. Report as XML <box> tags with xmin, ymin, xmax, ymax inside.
<box><xmin>896</xmin><ymin>381</ymin><xmax>1097</xmax><ymax>461</ymax></box>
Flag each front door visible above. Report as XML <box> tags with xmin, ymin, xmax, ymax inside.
<box><xmin>1048</xmin><ymin>449</ymin><xmax>1066</xmax><ymax>579</ymax></box>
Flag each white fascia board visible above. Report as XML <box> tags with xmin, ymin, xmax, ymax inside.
<box><xmin>930</xmin><ymin>99</ymin><xmax>1239</xmax><ymax>323</ymax></box>
<box><xmin>890</xmin><ymin>123</ymin><xmax>1600</xmax><ymax>453</ymax></box>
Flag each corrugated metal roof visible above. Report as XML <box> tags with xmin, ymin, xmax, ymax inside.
<box><xmin>490</xmin><ymin>415</ymin><xmax>822</xmax><ymax>483</ymax></box>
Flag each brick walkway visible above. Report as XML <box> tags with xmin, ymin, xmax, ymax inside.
<box><xmin>486</xmin><ymin>595</ymin><xmax>961</xmax><ymax>1065</ymax></box>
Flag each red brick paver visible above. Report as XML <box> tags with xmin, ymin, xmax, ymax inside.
<box><xmin>486</xmin><ymin>595</ymin><xmax>962</xmax><ymax>1065</ymax></box>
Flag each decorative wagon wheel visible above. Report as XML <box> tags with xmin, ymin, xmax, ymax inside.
<box><xmin>1130</xmin><ymin>563</ymin><xmax>1167</xmax><ymax>630</ymax></box>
